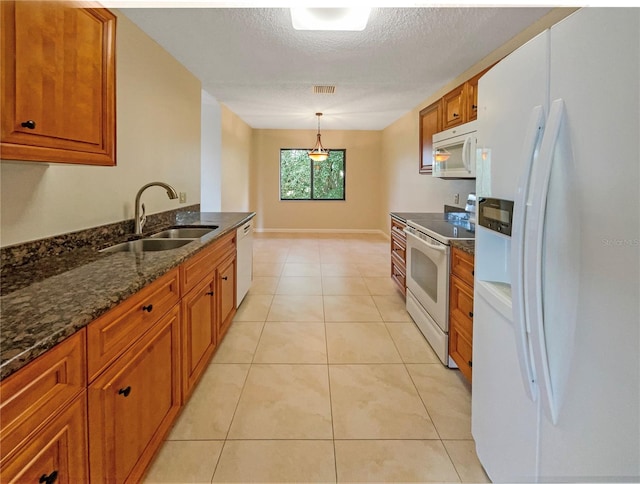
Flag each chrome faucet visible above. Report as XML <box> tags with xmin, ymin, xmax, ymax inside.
<box><xmin>134</xmin><ymin>182</ymin><xmax>178</xmax><ymax>235</ymax></box>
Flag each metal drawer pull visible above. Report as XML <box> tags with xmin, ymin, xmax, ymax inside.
<box><xmin>118</xmin><ymin>386</ymin><xmax>131</xmax><ymax>397</ymax></box>
<box><xmin>468</xmin><ymin>311</ymin><xmax>474</xmax><ymax>318</ymax></box>
<box><xmin>206</xmin><ymin>291</ymin><xmax>214</xmax><ymax>296</ymax></box>
<box><xmin>21</xmin><ymin>120</ymin><xmax>36</xmax><ymax>129</ymax></box>
<box><xmin>142</xmin><ymin>304</ymin><xmax>153</xmax><ymax>312</ymax></box>
<box><xmin>222</xmin><ymin>276</ymin><xmax>228</xmax><ymax>280</ymax></box>
<box><xmin>39</xmin><ymin>471</ymin><xmax>58</xmax><ymax>484</ymax></box>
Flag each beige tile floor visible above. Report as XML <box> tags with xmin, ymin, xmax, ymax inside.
<box><xmin>144</xmin><ymin>233</ymin><xmax>490</xmax><ymax>483</ymax></box>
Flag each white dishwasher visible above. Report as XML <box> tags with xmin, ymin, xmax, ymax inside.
<box><xmin>236</xmin><ymin>219</ymin><xmax>253</xmax><ymax>307</ymax></box>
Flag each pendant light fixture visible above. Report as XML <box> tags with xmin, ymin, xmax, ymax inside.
<box><xmin>308</xmin><ymin>112</ymin><xmax>330</xmax><ymax>162</ymax></box>
<box><xmin>434</xmin><ymin>148</ymin><xmax>451</xmax><ymax>163</ymax></box>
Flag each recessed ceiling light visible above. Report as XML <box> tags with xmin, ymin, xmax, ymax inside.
<box><xmin>291</xmin><ymin>8</ymin><xmax>371</xmax><ymax>31</ymax></box>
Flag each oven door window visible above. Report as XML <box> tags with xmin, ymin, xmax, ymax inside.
<box><xmin>410</xmin><ymin>247</ymin><xmax>439</xmax><ymax>302</ymax></box>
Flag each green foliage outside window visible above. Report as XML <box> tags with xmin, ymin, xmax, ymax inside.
<box><xmin>280</xmin><ymin>149</ymin><xmax>345</xmax><ymax>200</ymax></box>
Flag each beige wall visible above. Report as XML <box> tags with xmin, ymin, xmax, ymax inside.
<box><xmin>378</xmin><ymin>7</ymin><xmax>578</xmax><ymax>234</ymax></box>
<box><xmin>251</xmin><ymin>129</ymin><xmax>382</xmax><ymax>231</ymax></box>
<box><xmin>0</xmin><ymin>11</ymin><xmax>202</xmax><ymax>247</ymax></box>
<box><xmin>220</xmin><ymin>104</ymin><xmax>252</xmax><ymax>212</ymax></box>
<box><xmin>380</xmin><ymin>113</ymin><xmax>475</xmax><ymax>231</ymax></box>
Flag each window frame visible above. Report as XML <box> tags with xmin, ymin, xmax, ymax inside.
<box><xmin>279</xmin><ymin>148</ymin><xmax>346</xmax><ymax>201</ymax></box>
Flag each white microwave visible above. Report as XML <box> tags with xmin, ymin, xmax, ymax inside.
<box><xmin>432</xmin><ymin>120</ymin><xmax>477</xmax><ymax>179</ymax></box>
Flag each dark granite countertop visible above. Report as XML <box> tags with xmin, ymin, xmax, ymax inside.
<box><xmin>450</xmin><ymin>239</ymin><xmax>475</xmax><ymax>255</ymax></box>
<box><xmin>0</xmin><ymin>212</ymin><xmax>255</xmax><ymax>380</ymax></box>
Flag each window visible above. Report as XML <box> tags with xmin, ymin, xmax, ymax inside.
<box><xmin>280</xmin><ymin>149</ymin><xmax>345</xmax><ymax>200</ymax></box>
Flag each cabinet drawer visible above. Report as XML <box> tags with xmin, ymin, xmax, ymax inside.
<box><xmin>0</xmin><ymin>330</ymin><xmax>86</xmax><ymax>462</ymax></box>
<box><xmin>0</xmin><ymin>391</ymin><xmax>89</xmax><ymax>483</ymax></box>
<box><xmin>391</xmin><ymin>258</ymin><xmax>406</xmax><ymax>295</ymax></box>
<box><xmin>87</xmin><ymin>268</ymin><xmax>180</xmax><ymax>382</ymax></box>
<box><xmin>451</xmin><ymin>247</ymin><xmax>474</xmax><ymax>287</ymax></box>
<box><xmin>449</xmin><ymin>274</ymin><xmax>474</xmax><ymax>338</ymax></box>
<box><xmin>449</xmin><ymin>322</ymin><xmax>472</xmax><ymax>382</ymax></box>
<box><xmin>181</xmin><ymin>232</ymin><xmax>236</xmax><ymax>295</ymax></box>
<box><xmin>390</xmin><ymin>217</ymin><xmax>406</xmax><ymax>241</ymax></box>
<box><xmin>391</xmin><ymin>233</ymin><xmax>406</xmax><ymax>264</ymax></box>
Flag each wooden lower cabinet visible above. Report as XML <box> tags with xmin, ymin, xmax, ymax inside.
<box><xmin>390</xmin><ymin>217</ymin><xmax>407</xmax><ymax>295</ymax></box>
<box><xmin>218</xmin><ymin>253</ymin><xmax>237</xmax><ymax>340</ymax></box>
<box><xmin>0</xmin><ymin>330</ymin><xmax>87</xmax><ymax>484</ymax></box>
<box><xmin>1</xmin><ymin>229</ymin><xmax>240</xmax><ymax>482</ymax></box>
<box><xmin>181</xmin><ymin>275</ymin><xmax>217</xmax><ymax>402</ymax></box>
<box><xmin>88</xmin><ymin>305</ymin><xmax>181</xmax><ymax>483</ymax></box>
<box><xmin>0</xmin><ymin>392</ymin><xmax>89</xmax><ymax>483</ymax></box>
<box><xmin>448</xmin><ymin>247</ymin><xmax>475</xmax><ymax>382</ymax></box>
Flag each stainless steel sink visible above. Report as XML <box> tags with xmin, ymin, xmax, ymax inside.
<box><xmin>150</xmin><ymin>227</ymin><xmax>218</xmax><ymax>239</ymax></box>
<box><xmin>101</xmin><ymin>238</ymin><xmax>193</xmax><ymax>253</ymax></box>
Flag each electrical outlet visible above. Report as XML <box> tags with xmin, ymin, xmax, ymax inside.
<box><xmin>454</xmin><ymin>193</ymin><xmax>460</xmax><ymax>204</ymax></box>
<box><xmin>179</xmin><ymin>192</ymin><xmax>187</xmax><ymax>204</ymax></box>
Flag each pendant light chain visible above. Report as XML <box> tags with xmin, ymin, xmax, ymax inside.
<box><xmin>308</xmin><ymin>112</ymin><xmax>329</xmax><ymax>163</ymax></box>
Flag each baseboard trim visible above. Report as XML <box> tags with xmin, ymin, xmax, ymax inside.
<box><xmin>254</xmin><ymin>228</ymin><xmax>386</xmax><ymax>236</ymax></box>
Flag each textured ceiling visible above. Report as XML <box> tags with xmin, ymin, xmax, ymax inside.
<box><xmin>120</xmin><ymin>7</ymin><xmax>551</xmax><ymax>130</ymax></box>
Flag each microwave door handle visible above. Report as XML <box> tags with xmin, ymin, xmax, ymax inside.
<box><xmin>462</xmin><ymin>136</ymin><xmax>471</xmax><ymax>172</ymax></box>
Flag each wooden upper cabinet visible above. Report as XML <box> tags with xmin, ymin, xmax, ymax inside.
<box><xmin>0</xmin><ymin>1</ymin><xmax>116</xmax><ymax>165</ymax></box>
<box><xmin>466</xmin><ymin>72</ymin><xmax>482</xmax><ymax>122</ymax></box>
<box><xmin>442</xmin><ymin>84</ymin><xmax>465</xmax><ymax>130</ymax></box>
<box><xmin>419</xmin><ymin>100</ymin><xmax>441</xmax><ymax>174</ymax></box>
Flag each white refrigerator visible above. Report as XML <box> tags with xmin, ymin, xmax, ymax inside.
<box><xmin>473</xmin><ymin>8</ymin><xmax>640</xmax><ymax>483</ymax></box>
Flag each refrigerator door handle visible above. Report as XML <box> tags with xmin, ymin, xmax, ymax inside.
<box><xmin>511</xmin><ymin>105</ymin><xmax>545</xmax><ymax>402</ymax></box>
<box><xmin>524</xmin><ymin>98</ymin><xmax>566</xmax><ymax>425</ymax></box>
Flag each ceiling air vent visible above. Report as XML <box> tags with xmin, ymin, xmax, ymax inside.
<box><xmin>313</xmin><ymin>85</ymin><xmax>336</xmax><ymax>94</ymax></box>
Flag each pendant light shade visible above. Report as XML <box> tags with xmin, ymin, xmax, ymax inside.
<box><xmin>434</xmin><ymin>148</ymin><xmax>451</xmax><ymax>163</ymax></box>
<box><xmin>308</xmin><ymin>113</ymin><xmax>329</xmax><ymax>162</ymax></box>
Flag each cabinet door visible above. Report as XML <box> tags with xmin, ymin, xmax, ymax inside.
<box><xmin>181</xmin><ymin>276</ymin><xmax>216</xmax><ymax>401</ymax></box>
<box><xmin>88</xmin><ymin>305</ymin><xmax>181</xmax><ymax>483</ymax></box>
<box><xmin>465</xmin><ymin>65</ymin><xmax>494</xmax><ymax>123</ymax></box>
<box><xmin>466</xmin><ymin>79</ymin><xmax>479</xmax><ymax>122</ymax></box>
<box><xmin>0</xmin><ymin>392</ymin><xmax>89</xmax><ymax>483</ymax></box>
<box><xmin>451</xmin><ymin>247</ymin><xmax>475</xmax><ymax>288</ymax></box>
<box><xmin>0</xmin><ymin>1</ymin><xmax>116</xmax><ymax>165</ymax></box>
<box><xmin>442</xmin><ymin>84</ymin><xmax>465</xmax><ymax>129</ymax></box>
<box><xmin>449</xmin><ymin>321</ymin><xmax>473</xmax><ymax>382</ymax></box>
<box><xmin>419</xmin><ymin>101</ymin><xmax>441</xmax><ymax>174</ymax></box>
<box><xmin>217</xmin><ymin>253</ymin><xmax>237</xmax><ymax>341</ymax></box>
<box><xmin>449</xmin><ymin>274</ymin><xmax>473</xmax><ymax>382</ymax></box>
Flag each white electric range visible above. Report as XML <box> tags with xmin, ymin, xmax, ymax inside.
<box><xmin>403</xmin><ymin>212</ymin><xmax>474</xmax><ymax>366</ymax></box>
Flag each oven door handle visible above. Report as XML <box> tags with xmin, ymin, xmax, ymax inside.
<box><xmin>404</xmin><ymin>229</ymin><xmax>447</xmax><ymax>252</ymax></box>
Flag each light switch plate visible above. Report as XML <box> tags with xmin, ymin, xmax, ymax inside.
<box><xmin>179</xmin><ymin>192</ymin><xmax>187</xmax><ymax>203</ymax></box>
